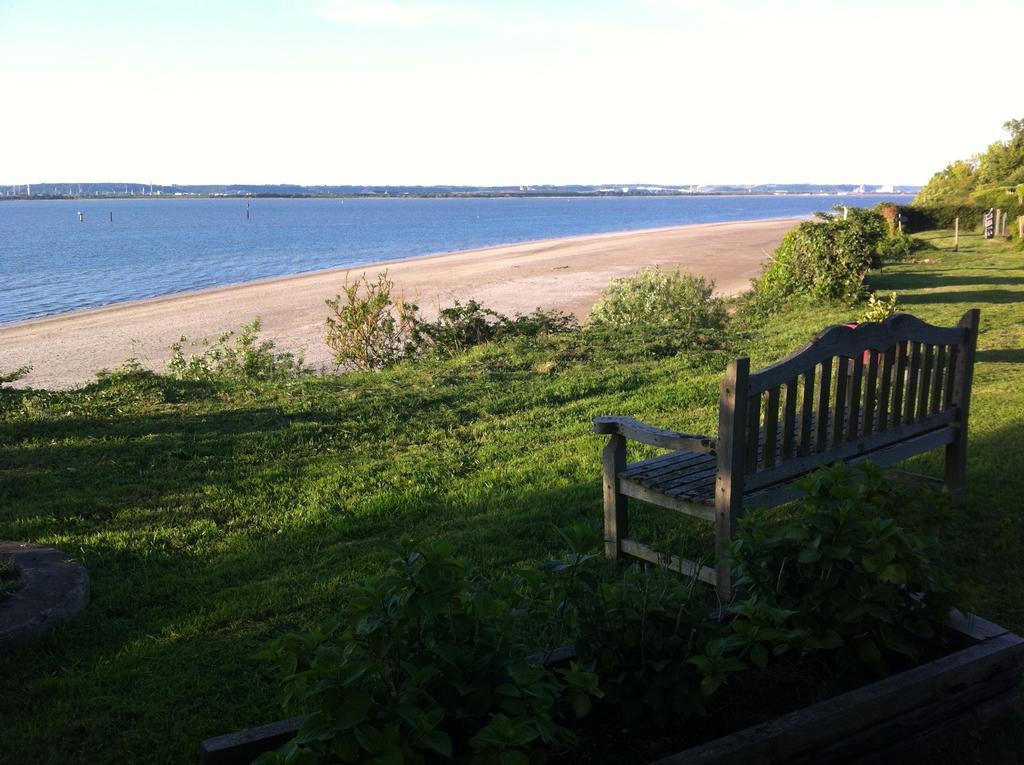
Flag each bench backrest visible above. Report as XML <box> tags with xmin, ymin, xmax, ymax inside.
<box><xmin>721</xmin><ymin>310</ymin><xmax>980</xmax><ymax>494</ymax></box>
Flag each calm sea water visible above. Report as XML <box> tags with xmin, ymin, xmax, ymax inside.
<box><xmin>0</xmin><ymin>194</ymin><xmax>909</xmax><ymax>324</ymax></box>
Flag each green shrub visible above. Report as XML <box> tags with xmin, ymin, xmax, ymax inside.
<box><xmin>754</xmin><ymin>214</ymin><xmax>884</xmax><ymax>304</ymax></box>
<box><xmin>414</xmin><ymin>301</ymin><xmax>578</xmax><ymax>359</ymax></box>
<box><xmin>902</xmin><ymin>204</ymin><xmax>985</xmax><ymax>232</ymax></box>
<box><xmin>166</xmin><ymin>319</ymin><xmax>308</xmax><ymax>381</ymax></box>
<box><xmin>0</xmin><ymin>366</ymin><xmax>31</xmax><ymax>415</ymax></box>
<box><xmin>531</xmin><ymin>525</ymin><xmax>739</xmax><ymax>727</ymax></box>
<box><xmin>587</xmin><ymin>267</ymin><xmax>727</xmax><ymax>342</ymax></box>
<box><xmin>324</xmin><ymin>271</ymin><xmax>421</xmax><ymax>371</ymax></box>
<box><xmin>570</xmin><ymin>563</ymin><xmax>736</xmax><ymax>724</ymax></box>
<box><xmin>256</xmin><ymin>539</ymin><xmax>599</xmax><ymax>764</ymax></box>
<box><xmin>325</xmin><ymin>272</ymin><xmax>579</xmax><ymax>370</ymax></box>
<box><xmin>875</xmin><ymin>231</ymin><xmax>919</xmax><ymax>262</ymax></box>
<box><xmin>728</xmin><ymin>463</ymin><xmax>959</xmax><ymax>675</ymax></box>
<box><xmin>859</xmin><ymin>291</ymin><xmax>901</xmax><ymax>323</ymax></box>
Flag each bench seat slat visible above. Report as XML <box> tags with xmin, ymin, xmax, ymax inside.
<box><xmin>618</xmin><ymin>410</ymin><xmax>957</xmax><ymax>510</ymax></box>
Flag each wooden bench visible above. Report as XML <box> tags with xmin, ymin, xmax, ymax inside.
<box><xmin>594</xmin><ymin>309</ymin><xmax>980</xmax><ymax>599</ymax></box>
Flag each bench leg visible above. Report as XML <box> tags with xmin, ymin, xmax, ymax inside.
<box><xmin>944</xmin><ymin>429</ymin><xmax>967</xmax><ymax>509</ymax></box>
<box><xmin>602</xmin><ymin>434</ymin><xmax>627</xmax><ymax>559</ymax></box>
<box><xmin>714</xmin><ymin>503</ymin><xmax>733</xmax><ymax>601</ymax></box>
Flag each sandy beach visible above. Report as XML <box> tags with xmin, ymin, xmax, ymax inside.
<box><xmin>0</xmin><ymin>217</ymin><xmax>797</xmax><ymax>389</ymax></box>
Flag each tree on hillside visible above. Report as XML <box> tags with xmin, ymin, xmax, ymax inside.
<box><xmin>915</xmin><ymin>118</ymin><xmax>1024</xmax><ymax>206</ymax></box>
<box><xmin>914</xmin><ymin>159</ymin><xmax>977</xmax><ymax>205</ymax></box>
<box><xmin>976</xmin><ymin>119</ymin><xmax>1024</xmax><ymax>186</ymax></box>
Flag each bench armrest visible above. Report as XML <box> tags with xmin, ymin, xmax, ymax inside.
<box><xmin>593</xmin><ymin>416</ymin><xmax>717</xmax><ymax>454</ymax></box>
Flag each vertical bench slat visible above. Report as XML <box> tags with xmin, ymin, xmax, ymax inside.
<box><xmin>944</xmin><ymin>344</ymin><xmax>959</xmax><ymax>408</ymax></box>
<box><xmin>746</xmin><ymin>391</ymin><xmax>761</xmax><ymax>471</ymax></box>
<box><xmin>832</xmin><ymin>356</ymin><xmax>849</xmax><ymax>446</ymax></box>
<box><xmin>816</xmin><ymin>358</ymin><xmax>832</xmax><ymax>452</ymax></box>
<box><xmin>799</xmin><ymin>367</ymin><xmax>815</xmax><ymax>456</ymax></box>
<box><xmin>764</xmin><ymin>387</ymin><xmax>780</xmax><ymax>468</ymax></box>
<box><xmin>917</xmin><ymin>344</ymin><xmax>935</xmax><ymax>419</ymax></box>
<box><xmin>891</xmin><ymin>341</ymin><xmax>908</xmax><ymax>423</ymax></box>
<box><xmin>864</xmin><ymin>350</ymin><xmax>880</xmax><ymax>436</ymax></box>
<box><xmin>847</xmin><ymin>354</ymin><xmax>865</xmax><ymax>441</ymax></box>
<box><xmin>782</xmin><ymin>378</ymin><xmax>798</xmax><ymax>461</ymax></box>
<box><xmin>930</xmin><ymin>345</ymin><xmax>947</xmax><ymax>415</ymax></box>
<box><xmin>878</xmin><ymin>345</ymin><xmax>896</xmax><ymax>431</ymax></box>
<box><xmin>905</xmin><ymin>342</ymin><xmax>922</xmax><ymax>423</ymax></box>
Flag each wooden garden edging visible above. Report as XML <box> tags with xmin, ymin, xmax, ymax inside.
<box><xmin>595</xmin><ymin>310</ymin><xmax>981</xmax><ymax>599</ymax></box>
<box><xmin>198</xmin><ymin>613</ymin><xmax>1023</xmax><ymax>765</ymax></box>
<box><xmin>653</xmin><ymin>610</ymin><xmax>1023</xmax><ymax>764</ymax></box>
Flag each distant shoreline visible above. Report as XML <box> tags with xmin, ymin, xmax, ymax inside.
<box><xmin>0</xmin><ymin>217</ymin><xmax>799</xmax><ymax>389</ymax></box>
<box><xmin>0</xmin><ymin>191</ymin><xmax>918</xmax><ymax>202</ymax></box>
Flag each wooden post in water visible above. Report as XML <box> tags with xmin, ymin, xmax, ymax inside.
<box><xmin>109</xmin><ymin>211</ymin><xmax>113</xmax><ymax>222</ymax></box>
<box><xmin>246</xmin><ymin>202</ymin><xmax>251</xmax><ymax>220</ymax></box>
<box><xmin>953</xmin><ymin>217</ymin><xmax>959</xmax><ymax>251</ymax></box>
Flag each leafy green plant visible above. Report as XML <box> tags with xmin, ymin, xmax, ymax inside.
<box><xmin>166</xmin><ymin>319</ymin><xmax>307</xmax><ymax>381</ymax></box>
<box><xmin>256</xmin><ymin>539</ymin><xmax>598</xmax><ymax>764</ymax></box>
<box><xmin>754</xmin><ymin>210</ymin><xmax>888</xmax><ymax>305</ymax></box>
<box><xmin>728</xmin><ymin>463</ymin><xmax>960</xmax><ymax>675</ymax></box>
<box><xmin>587</xmin><ymin>268</ymin><xmax>727</xmax><ymax>342</ymax></box>
<box><xmin>0</xmin><ymin>366</ymin><xmax>31</xmax><ymax>415</ymax></box>
<box><xmin>875</xmin><ymin>232</ymin><xmax>918</xmax><ymax>262</ymax></box>
<box><xmin>572</xmin><ymin>564</ymin><xmax>737</xmax><ymax>723</ymax></box>
<box><xmin>324</xmin><ymin>271</ymin><xmax>421</xmax><ymax>371</ymax></box>
<box><xmin>414</xmin><ymin>301</ymin><xmax>577</xmax><ymax>359</ymax></box>
<box><xmin>859</xmin><ymin>291</ymin><xmax>901</xmax><ymax>323</ymax></box>
<box><xmin>532</xmin><ymin>526</ymin><xmax>733</xmax><ymax>726</ymax></box>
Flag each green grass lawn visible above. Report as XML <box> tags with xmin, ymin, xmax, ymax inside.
<box><xmin>1</xmin><ymin>229</ymin><xmax>1022</xmax><ymax>763</ymax></box>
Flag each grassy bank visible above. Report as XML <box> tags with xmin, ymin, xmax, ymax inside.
<box><xmin>1</xmin><ymin>229</ymin><xmax>1022</xmax><ymax>763</ymax></box>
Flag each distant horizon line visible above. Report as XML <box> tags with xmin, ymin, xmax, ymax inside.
<box><xmin>1</xmin><ymin>181</ymin><xmax>922</xmax><ymax>189</ymax></box>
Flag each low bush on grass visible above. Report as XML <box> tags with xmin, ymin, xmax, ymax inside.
<box><xmin>414</xmin><ymin>300</ymin><xmax>578</xmax><ymax>359</ymax></box>
<box><xmin>0</xmin><ymin>366</ymin><xmax>31</xmax><ymax>414</ymax></box>
<box><xmin>166</xmin><ymin>319</ymin><xmax>308</xmax><ymax>381</ymax></box>
<box><xmin>587</xmin><ymin>268</ymin><xmax>727</xmax><ymax>343</ymax></box>
<box><xmin>876</xmin><ymin>231</ymin><xmax>920</xmax><ymax>262</ymax></box>
<box><xmin>754</xmin><ymin>210</ymin><xmax>888</xmax><ymax>305</ymax></box>
<box><xmin>727</xmin><ymin>463</ymin><xmax>960</xmax><ymax>676</ymax></box>
<box><xmin>324</xmin><ymin>271</ymin><xmax>422</xmax><ymax>371</ymax></box>
<box><xmin>325</xmin><ymin>271</ymin><xmax>578</xmax><ymax>370</ymax></box>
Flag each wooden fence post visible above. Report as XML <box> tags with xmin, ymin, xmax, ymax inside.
<box><xmin>954</xmin><ymin>217</ymin><xmax>959</xmax><ymax>252</ymax></box>
<box><xmin>1018</xmin><ymin>215</ymin><xmax>1023</xmax><ymax>239</ymax></box>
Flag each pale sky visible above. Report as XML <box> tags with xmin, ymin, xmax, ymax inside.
<box><xmin>1</xmin><ymin>0</ymin><xmax>1020</xmax><ymax>186</ymax></box>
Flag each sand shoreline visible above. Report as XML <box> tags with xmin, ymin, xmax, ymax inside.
<box><xmin>0</xmin><ymin>217</ymin><xmax>799</xmax><ymax>389</ymax></box>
